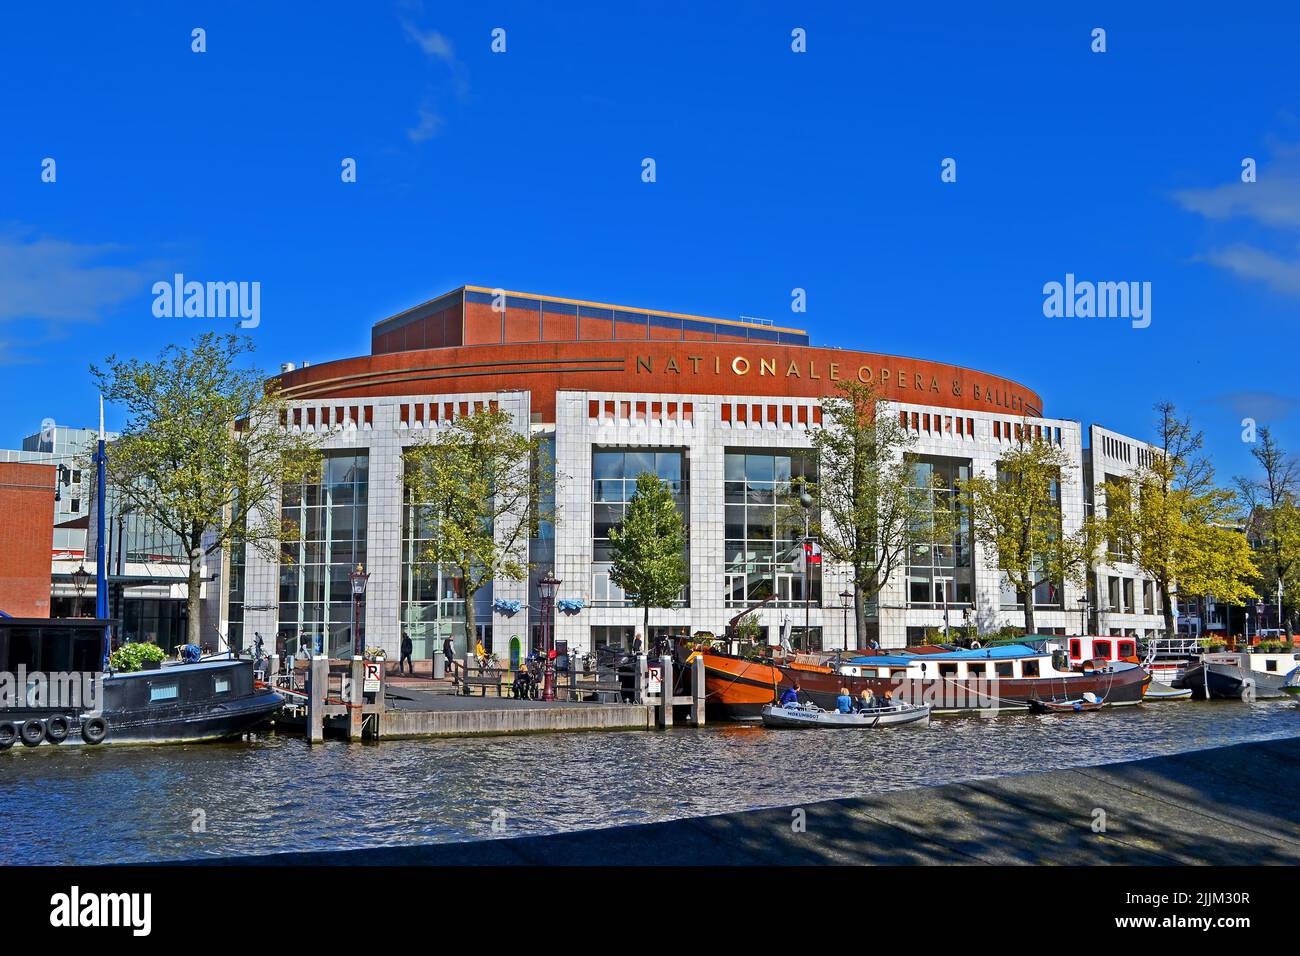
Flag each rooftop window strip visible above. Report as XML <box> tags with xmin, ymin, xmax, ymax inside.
<box><xmin>543</xmin><ymin>300</ymin><xmax>578</xmax><ymax>315</ymax></box>
<box><xmin>580</xmin><ymin>306</ymin><xmax>614</xmax><ymax>320</ymax></box>
<box><xmin>747</xmin><ymin>327</ymin><xmax>781</xmax><ymax>342</ymax></box>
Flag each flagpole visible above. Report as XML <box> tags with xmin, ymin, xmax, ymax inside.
<box><xmin>96</xmin><ymin>396</ymin><xmax>110</xmax><ymax>668</ymax></box>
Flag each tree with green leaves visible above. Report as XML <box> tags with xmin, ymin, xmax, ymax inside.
<box><xmin>609</xmin><ymin>472</ymin><xmax>689</xmax><ymax>642</ymax></box>
<box><xmin>1234</xmin><ymin>426</ymin><xmax>1300</xmax><ymax>632</ymax></box>
<box><xmin>1101</xmin><ymin>402</ymin><xmax>1257</xmax><ymax>636</ymax></box>
<box><xmin>963</xmin><ymin>433</ymin><xmax>1099</xmax><ymax>636</ymax></box>
<box><xmin>402</xmin><ymin>407</ymin><xmax>553</xmax><ymax>655</ymax></box>
<box><xmin>808</xmin><ymin>380</ymin><xmax>955</xmax><ymax>644</ymax></box>
<box><xmin>91</xmin><ymin>332</ymin><xmax>319</xmax><ymax>646</ymax></box>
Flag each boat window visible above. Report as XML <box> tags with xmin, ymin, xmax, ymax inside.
<box><xmin>995</xmin><ymin>661</ymin><xmax>1014</xmax><ymax>678</ymax></box>
<box><xmin>966</xmin><ymin>663</ymin><xmax>989</xmax><ymax>679</ymax></box>
<box><xmin>1118</xmin><ymin>641</ymin><xmax>1135</xmax><ymax>658</ymax></box>
<box><xmin>1069</xmin><ymin>639</ymin><xmax>1081</xmax><ymax>659</ymax></box>
<box><xmin>214</xmin><ymin>676</ymin><xmax>231</xmax><ymax>694</ymax></box>
<box><xmin>1265</xmin><ymin>660</ymin><xmax>1278</xmax><ymax>672</ymax></box>
<box><xmin>149</xmin><ymin>684</ymin><xmax>179</xmax><ymax>703</ymax></box>
<box><xmin>938</xmin><ymin>663</ymin><xmax>958</xmax><ymax>678</ymax></box>
<box><xmin>1023</xmin><ymin>660</ymin><xmax>1040</xmax><ymax>678</ymax></box>
<box><xmin>1094</xmin><ymin>640</ymin><xmax>1112</xmax><ymax>659</ymax></box>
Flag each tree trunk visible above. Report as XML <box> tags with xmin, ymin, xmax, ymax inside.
<box><xmin>1161</xmin><ymin>585</ymin><xmax>1175</xmax><ymax>638</ymax></box>
<box><xmin>853</xmin><ymin>583</ymin><xmax>866</xmax><ymax>650</ymax></box>
<box><xmin>186</xmin><ymin>535</ymin><xmax>203</xmax><ymax>647</ymax></box>
<box><xmin>463</xmin><ymin>583</ymin><xmax>477</xmax><ymax>658</ymax></box>
<box><xmin>1022</xmin><ymin>585</ymin><xmax>1036</xmax><ymax>637</ymax></box>
<box><xmin>643</xmin><ymin>603</ymin><xmax>650</xmax><ymax>652</ymax></box>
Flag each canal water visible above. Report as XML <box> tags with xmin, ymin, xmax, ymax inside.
<box><xmin>2</xmin><ymin>700</ymin><xmax>1296</xmax><ymax>865</ymax></box>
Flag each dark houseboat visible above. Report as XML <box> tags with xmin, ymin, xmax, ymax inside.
<box><xmin>0</xmin><ymin>617</ymin><xmax>283</xmax><ymax>749</ymax></box>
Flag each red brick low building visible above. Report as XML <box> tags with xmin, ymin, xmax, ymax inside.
<box><xmin>0</xmin><ymin>461</ymin><xmax>56</xmax><ymax>617</ymax></box>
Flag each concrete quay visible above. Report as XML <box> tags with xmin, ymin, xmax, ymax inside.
<box><xmin>197</xmin><ymin>735</ymin><xmax>1300</xmax><ymax>866</ymax></box>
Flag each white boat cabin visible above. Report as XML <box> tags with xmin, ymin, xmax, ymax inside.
<box><xmin>838</xmin><ymin>644</ymin><xmax>1080</xmax><ymax>682</ymax></box>
<box><xmin>1066</xmin><ymin>635</ymin><xmax>1139</xmax><ymax>666</ymax></box>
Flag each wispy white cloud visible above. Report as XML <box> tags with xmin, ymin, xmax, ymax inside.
<box><xmin>1212</xmin><ymin>389</ymin><xmax>1298</xmax><ymax>422</ymax></box>
<box><xmin>0</xmin><ymin>227</ymin><xmax>151</xmax><ymax>325</ymax></box>
<box><xmin>1173</xmin><ymin>149</ymin><xmax>1300</xmax><ymax>295</ymax></box>
<box><xmin>397</xmin><ymin>6</ymin><xmax>469</xmax><ymax>142</ymax></box>
<box><xmin>1198</xmin><ymin>243</ymin><xmax>1300</xmax><ymax>295</ymax></box>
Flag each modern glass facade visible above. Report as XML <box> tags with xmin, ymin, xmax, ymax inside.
<box><xmin>591</xmin><ymin>448</ymin><xmax>688</xmax><ymax>607</ymax></box>
<box><xmin>906</xmin><ymin>456</ymin><xmax>973</xmax><ymax>608</ymax></box>
<box><xmin>399</xmin><ymin>483</ymin><xmax>469</xmax><ymax>660</ymax></box>
<box><xmin>724</xmin><ymin>450</ymin><xmax>820</xmax><ymax>607</ymax></box>
<box><xmin>279</xmin><ymin>451</ymin><xmax>369</xmax><ymax>658</ymax></box>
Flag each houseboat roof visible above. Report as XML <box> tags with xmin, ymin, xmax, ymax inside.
<box><xmin>846</xmin><ymin>644</ymin><xmax>1043</xmax><ymax>665</ymax></box>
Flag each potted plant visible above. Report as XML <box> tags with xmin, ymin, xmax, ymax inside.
<box><xmin>109</xmin><ymin>642</ymin><xmax>168</xmax><ymax>673</ymax></box>
<box><xmin>364</xmin><ymin>646</ymin><xmax>387</xmax><ymax>662</ymax></box>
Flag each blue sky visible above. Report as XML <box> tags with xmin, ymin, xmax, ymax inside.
<box><xmin>2</xmin><ymin>1</ymin><xmax>1298</xmax><ymax>483</ymax></box>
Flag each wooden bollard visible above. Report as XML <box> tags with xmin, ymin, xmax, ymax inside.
<box><xmin>692</xmin><ymin>653</ymin><xmax>706</xmax><ymax>726</ymax></box>
<box><xmin>348</xmin><ymin>657</ymin><xmax>365</xmax><ymax>741</ymax></box>
<box><xmin>658</xmin><ymin>653</ymin><xmax>674</xmax><ymax>729</ymax></box>
<box><xmin>307</xmin><ymin>656</ymin><xmax>327</xmax><ymax>744</ymax></box>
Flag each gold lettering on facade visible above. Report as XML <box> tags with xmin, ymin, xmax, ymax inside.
<box><xmin>732</xmin><ymin>356</ymin><xmax>751</xmax><ymax>375</ymax></box>
<box><xmin>829</xmin><ymin>363</ymin><xmax>840</xmax><ymax>381</ymax></box>
<box><xmin>930</xmin><ymin>376</ymin><xmax>940</xmax><ymax>393</ymax></box>
<box><xmin>897</xmin><ymin>369</ymin><xmax>906</xmax><ymax>388</ymax></box>
<box><xmin>808</xmin><ymin>362</ymin><xmax>820</xmax><ymax>380</ymax></box>
<box><xmin>787</xmin><ymin>361</ymin><xmax>801</xmax><ymax>378</ymax></box>
<box><xmin>858</xmin><ymin>366</ymin><xmax>873</xmax><ymax>383</ymax></box>
<box><xmin>688</xmin><ymin>356</ymin><xmax>702</xmax><ymax>373</ymax></box>
<box><xmin>760</xmin><ymin>357</ymin><xmax>776</xmax><ymax>376</ymax></box>
<box><xmin>973</xmin><ymin>384</ymin><xmax>981</xmax><ymax>400</ymax></box>
<box><xmin>637</xmin><ymin>356</ymin><xmax>652</xmax><ymax>374</ymax></box>
<box><xmin>666</xmin><ymin>357</ymin><xmax>680</xmax><ymax>373</ymax></box>
<box><xmin>881</xmin><ymin>369</ymin><xmax>892</xmax><ymax>385</ymax></box>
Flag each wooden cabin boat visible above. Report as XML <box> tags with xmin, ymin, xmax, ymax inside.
<box><xmin>0</xmin><ymin>617</ymin><xmax>283</xmax><ymax>749</ymax></box>
<box><xmin>1177</xmin><ymin>649</ymin><xmax>1300</xmax><ymax>700</ymax></box>
<box><xmin>692</xmin><ymin>642</ymin><xmax>1149</xmax><ymax>719</ymax></box>
<box><xmin>760</xmin><ymin>700</ymin><xmax>931</xmax><ymax>729</ymax></box>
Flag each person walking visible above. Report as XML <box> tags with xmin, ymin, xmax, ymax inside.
<box><xmin>442</xmin><ymin>635</ymin><xmax>455</xmax><ymax>685</ymax></box>
<box><xmin>399</xmin><ymin>631</ymin><xmax>413</xmax><ymax>675</ymax></box>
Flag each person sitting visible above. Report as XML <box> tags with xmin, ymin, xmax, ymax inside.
<box><xmin>779</xmin><ymin>682</ymin><xmax>800</xmax><ymax>707</ymax></box>
<box><xmin>511</xmin><ymin>667</ymin><xmax>532</xmax><ymax>699</ymax></box>
<box><xmin>836</xmin><ymin>687</ymin><xmax>854</xmax><ymax>714</ymax></box>
<box><xmin>857</xmin><ymin>688</ymin><xmax>877</xmax><ymax>712</ymax></box>
<box><xmin>474</xmin><ymin>638</ymin><xmax>487</xmax><ymax>667</ymax></box>
<box><xmin>883</xmin><ymin>691</ymin><xmax>901</xmax><ymax>709</ymax></box>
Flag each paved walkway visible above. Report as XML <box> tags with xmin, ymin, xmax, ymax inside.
<box><xmin>197</xmin><ymin>735</ymin><xmax>1300</xmax><ymax>866</ymax></box>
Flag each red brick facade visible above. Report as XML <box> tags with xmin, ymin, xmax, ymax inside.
<box><xmin>0</xmin><ymin>461</ymin><xmax>55</xmax><ymax>617</ymax></box>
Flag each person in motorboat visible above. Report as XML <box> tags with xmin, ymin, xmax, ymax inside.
<box><xmin>856</xmin><ymin>688</ymin><xmax>877</xmax><ymax>712</ymax></box>
<box><xmin>779</xmin><ymin>682</ymin><xmax>801</xmax><ymax>707</ymax></box>
<box><xmin>836</xmin><ymin>687</ymin><xmax>854</xmax><ymax>714</ymax></box>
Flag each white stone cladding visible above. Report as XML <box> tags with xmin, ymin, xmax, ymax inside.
<box><xmin>217</xmin><ymin>388</ymin><xmax>1169</xmax><ymax>658</ymax></box>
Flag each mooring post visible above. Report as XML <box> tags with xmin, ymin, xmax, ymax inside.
<box><xmin>307</xmin><ymin>656</ymin><xmax>327</xmax><ymax>744</ymax></box>
<box><xmin>692</xmin><ymin>653</ymin><xmax>706</xmax><ymax>726</ymax></box>
<box><xmin>635</xmin><ymin>654</ymin><xmax>647</xmax><ymax>704</ymax></box>
<box><xmin>658</xmin><ymin>653</ymin><xmax>674</xmax><ymax>729</ymax></box>
<box><xmin>348</xmin><ymin>657</ymin><xmax>364</xmax><ymax>741</ymax></box>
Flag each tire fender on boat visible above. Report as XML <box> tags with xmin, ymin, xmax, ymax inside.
<box><xmin>80</xmin><ymin>716</ymin><xmax>109</xmax><ymax>745</ymax></box>
<box><xmin>0</xmin><ymin>720</ymin><xmax>16</xmax><ymax>749</ymax></box>
<box><xmin>19</xmin><ymin>719</ymin><xmax>45</xmax><ymax>747</ymax></box>
<box><xmin>44</xmin><ymin>715</ymin><xmax>70</xmax><ymax>744</ymax></box>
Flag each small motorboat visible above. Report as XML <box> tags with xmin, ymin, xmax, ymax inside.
<box><xmin>760</xmin><ymin>701</ymin><xmax>931</xmax><ymax>729</ymax></box>
<box><xmin>1028</xmin><ymin>691</ymin><xmax>1105</xmax><ymax>714</ymax></box>
<box><xmin>1144</xmin><ymin>680</ymin><xmax>1193</xmax><ymax>701</ymax></box>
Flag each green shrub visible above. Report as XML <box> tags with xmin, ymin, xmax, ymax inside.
<box><xmin>109</xmin><ymin>642</ymin><xmax>168</xmax><ymax>672</ymax></box>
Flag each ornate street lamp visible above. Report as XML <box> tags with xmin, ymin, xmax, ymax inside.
<box><xmin>839</xmin><ymin>589</ymin><xmax>853</xmax><ymax>651</ymax></box>
<box><xmin>350</xmin><ymin>563</ymin><xmax>370</xmax><ymax>659</ymax></box>
<box><xmin>799</xmin><ymin>490</ymin><xmax>814</xmax><ymax>652</ymax></box>
<box><xmin>72</xmin><ymin>564</ymin><xmax>90</xmax><ymax>618</ymax></box>
<box><xmin>1077</xmin><ymin>595</ymin><xmax>1090</xmax><ymax>637</ymax></box>
<box><xmin>538</xmin><ymin>573</ymin><xmax>561</xmax><ymax>701</ymax></box>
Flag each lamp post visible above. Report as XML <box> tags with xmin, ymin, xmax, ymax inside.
<box><xmin>800</xmin><ymin>490</ymin><xmax>814</xmax><ymax>652</ymax></box>
<box><xmin>72</xmin><ymin>564</ymin><xmax>90</xmax><ymax>619</ymax></box>
<box><xmin>349</xmin><ymin>563</ymin><xmax>370</xmax><ymax>659</ymax></box>
<box><xmin>1077</xmin><ymin>595</ymin><xmax>1090</xmax><ymax>636</ymax></box>
<box><xmin>538</xmin><ymin>574</ymin><xmax>560</xmax><ymax>701</ymax></box>
<box><xmin>840</xmin><ymin>589</ymin><xmax>853</xmax><ymax>651</ymax></box>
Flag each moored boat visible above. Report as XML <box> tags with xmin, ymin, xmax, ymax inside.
<box><xmin>1177</xmin><ymin>649</ymin><xmax>1300</xmax><ymax>700</ymax></box>
<box><xmin>1144</xmin><ymin>680</ymin><xmax>1193</xmax><ymax>701</ymax></box>
<box><xmin>0</xmin><ymin>617</ymin><xmax>283</xmax><ymax>750</ymax></box>
<box><xmin>693</xmin><ymin>640</ymin><xmax>1149</xmax><ymax>719</ymax></box>
<box><xmin>760</xmin><ymin>700</ymin><xmax>931</xmax><ymax>728</ymax></box>
<box><xmin>1028</xmin><ymin>692</ymin><xmax>1104</xmax><ymax>714</ymax></box>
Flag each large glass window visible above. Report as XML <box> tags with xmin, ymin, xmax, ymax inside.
<box><xmin>723</xmin><ymin>450</ymin><xmax>819</xmax><ymax>607</ymax></box>
<box><xmin>591</xmin><ymin>448</ymin><xmax>688</xmax><ymax>607</ymax></box>
<box><xmin>280</xmin><ymin>452</ymin><xmax>368</xmax><ymax>658</ymax></box>
<box><xmin>907</xmin><ymin>456</ymin><xmax>973</xmax><ymax>609</ymax></box>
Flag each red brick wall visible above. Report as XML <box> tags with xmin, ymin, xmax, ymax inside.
<box><xmin>0</xmin><ymin>462</ymin><xmax>55</xmax><ymax>617</ymax></box>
